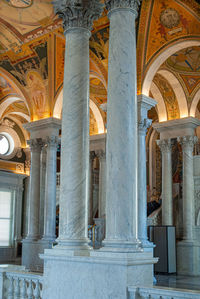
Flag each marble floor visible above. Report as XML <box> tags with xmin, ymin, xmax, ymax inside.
<box><xmin>155</xmin><ymin>274</ymin><xmax>200</xmax><ymax>291</ymax></box>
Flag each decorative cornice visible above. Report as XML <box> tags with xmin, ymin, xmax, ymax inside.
<box><xmin>105</xmin><ymin>0</ymin><xmax>140</xmax><ymax>15</ymax></box>
<box><xmin>53</xmin><ymin>0</ymin><xmax>104</xmax><ymax>33</ymax></box>
<box><xmin>178</xmin><ymin>136</ymin><xmax>198</xmax><ymax>152</ymax></box>
<box><xmin>157</xmin><ymin>139</ymin><xmax>172</xmax><ymax>153</ymax></box>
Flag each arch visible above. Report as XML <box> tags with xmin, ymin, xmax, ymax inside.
<box><xmin>6</xmin><ymin>115</ymin><xmax>29</xmax><ymax>146</ymax></box>
<box><xmin>0</xmin><ymin>96</ymin><xmax>22</xmax><ymax>119</ymax></box>
<box><xmin>150</xmin><ymin>82</ymin><xmax>167</xmax><ymax>122</ymax></box>
<box><xmin>53</xmin><ymin>89</ymin><xmax>105</xmax><ymax>134</ymax></box>
<box><xmin>7</xmin><ymin>112</ymin><xmax>30</xmax><ymax>122</ymax></box>
<box><xmin>190</xmin><ymin>89</ymin><xmax>200</xmax><ymax>117</ymax></box>
<box><xmin>157</xmin><ymin>70</ymin><xmax>188</xmax><ymax>118</ymax></box>
<box><xmin>142</xmin><ymin>40</ymin><xmax>200</xmax><ymax>96</ymax></box>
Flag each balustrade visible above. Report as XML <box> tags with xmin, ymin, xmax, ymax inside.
<box><xmin>1</xmin><ymin>269</ymin><xmax>43</xmax><ymax>299</ymax></box>
<box><xmin>128</xmin><ymin>286</ymin><xmax>200</xmax><ymax>299</ymax></box>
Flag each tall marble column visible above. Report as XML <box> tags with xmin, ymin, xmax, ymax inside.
<box><xmin>104</xmin><ymin>0</ymin><xmax>140</xmax><ymax>250</ymax></box>
<box><xmin>88</xmin><ymin>151</ymin><xmax>95</xmax><ymax>225</ymax></box>
<box><xmin>178</xmin><ymin>136</ymin><xmax>197</xmax><ymax>241</ymax></box>
<box><xmin>43</xmin><ymin>136</ymin><xmax>59</xmax><ymax>241</ymax></box>
<box><xmin>53</xmin><ymin>0</ymin><xmax>103</xmax><ymax>249</ymax></box>
<box><xmin>157</xmin><ymin>139</ymin><xmax>173</xmax><ymax>226</ymax></box>
<box><xmin>22</xmin><ymin>148</ymin><xmax>31</xmax><ymax>238</ymax></box>
<box><xmin>26</xmin><ymin>138</ymin><xmax>43</xmax><ymax>240</ymax></box>
<box><xmin>137</xmin><ymin>95</ymin><xmax>157</xmax><ymax>248</ymax></box>
<box><xmin>39</xmin><ymin>145</ymin><xmax>47</xmax><ymax>237</ymax></box>
<box><xmin>96</xmin><ymin>149</ymin><xmax>106</xmax><ymax>219</ymax></box>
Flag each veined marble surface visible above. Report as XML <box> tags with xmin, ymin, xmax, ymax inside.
<box><xmin>105</xmin><ymin>8</ymin><xmax>139</xmax><ymax>248</ymax></box>
<box><xmin>58</xmin><ymin>29</ymin><xmax>91</xmax><ymax>248</ymax></box>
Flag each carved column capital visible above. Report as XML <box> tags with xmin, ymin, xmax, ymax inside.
<box><xmin>138</xmin><ymin>118</ymin><xmax>152</xmax><ymax>135</ymax></box>
<box><xmin>27</xmin><ymin>138</ymin><xmax>43</xmax><ymax>153</ymax></box>
<box><xmin>178</xmin><ymin>136</ymin><xmax>198</xmax><ymax>152</ymax></box>
<box><xmin>157</xmin><ymin>139</ymin><xmax>172</xmax><ymax>153</ymax></box>
<box><xmin>90</xmin><ymin>150</ymin><xmax>96</xmax><ymax>162</ymax></box>
<box><xmin>96</xmin><ymin>149</ymin><xmax>106</xmax><ymax>161</ymax></box>
<box><xmin>53</xmin><ymin>0</ymin><xmax>104</xmax><ymax>33</ymax></box>
<box><xmin>45</xmin><ymin>136</ymin><xmax>59</xmax><ymax>150</ymax></box>
<box><xmin>105</xmin><ymin>0</ymin><xmax>140</xmax><ymax>15</ymax></box>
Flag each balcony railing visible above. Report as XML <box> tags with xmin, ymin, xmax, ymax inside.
<box><xmin>0</xmin><ymin>266</ymin><xmax>43</xmax><ymax>299</ymax></box>
<box><xmin>128</xmin><ymin>286</ymin><xmax>200</xmax><ymax>299</ymax></box>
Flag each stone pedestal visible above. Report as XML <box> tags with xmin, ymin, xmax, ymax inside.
<box><xmin>41</xmin><ymin>249</ymin><xmax>156</xmax><ymax>299</ymax></box>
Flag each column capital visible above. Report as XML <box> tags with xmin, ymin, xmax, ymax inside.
<box><xmin>178</xmin><ymin>135</ymin><xmax>198</xmax><ymax>151</ymax></box>
<box><xmin>45</xmin><ymin>136</ymin><xmax>59</xmax><ymax>150</ymax></box>
<box><xmin>138</xmin><ymin>119</ymin><xmax>152</xmax><ymax>135</ymax></box>
<box><xmin>157</xmin><ymin>139</ymin><xmax>172</xmax><ymax>153</ymax></box>
<box><xmin>96</xmin><ymin>149</ymin><xmax>106</xmax><ymax>161</ymax></box>
<box><xmin>90</xmin><ymin>150</ymin><xmax>96</xmax><ymax>161</ymax></box>
<box><xmin>53</xmin><ymin>0</ymin><xmax>104</xmax><ymax>33</ymax></box>
<box><xmin>105</xmin><ymin>0</ymin><xmax>140</xmax><ymax>15</ymax></box>
<box><xmin>27</xmin><ymin>138</ymin><xmax>43</xmax><ymax>152</ymax></box>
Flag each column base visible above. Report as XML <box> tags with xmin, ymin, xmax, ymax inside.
<box><xmin>177</xmin><ymin>240</ymin><xmax>200</xmax><ymax>276</ymax></box>
<box><xmin>102</xmin><ymin>238</ymin><xmax>141</xmax><ymax>252</ymax></box>
<box><xmin>56</xmin><ymin>237</ymin><xmax>91</xmax><ymax>251</ymax></box>
<box><xmin>22</xmin><ymin>239</ymin><xmax>54</xmax><ymax>272</ymax></box>
<box><xmin>40</xmin><ymin>248</ymin><xmax>158</xmax><ymax>299</ymax></box>
<box><xmin>141</xmin><ymin>240</ymin><xmax>155</xmax><ymax>252</ymax></box>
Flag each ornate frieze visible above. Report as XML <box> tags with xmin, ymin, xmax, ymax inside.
<box><xmin>157</xmin><ymin>139</ymin><xmax>172</xmax><ymax>153</ymax></box>
<box><xmin>105</xmin><ymin>0</ymin><xmax>140</xmax><ymax>14</ymax></box>
<box><xmin>178</xmin><ymin>136</ymin><xmax>198</xmax><ymax>152</ymax></box>
<box><xmin>53</xmin><ymin>0</ymin><xmax>104</xmax><ymax>32</ymax></box>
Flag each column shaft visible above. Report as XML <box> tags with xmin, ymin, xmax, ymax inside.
<box><xmin>96</xmin><ymin>150</ymin><xmax>106</xmax><ymax>219</ymax></box>
<box><xmin>58</xmin><ymin>29</ymin><xmax>90</xmax><ymax>248</ymax></box>
<box><xmin>88</xmin><ymin>151</ymin><xmax>95</xmax><ymax>225</ymax></box>
<box><xmin>179</xmin><ymin>136</ymin><xmax>197</xmax><ymax>241</ymax></box>
<box><xmin>39</xmin><ymin>145</ymin><xmax>46</xmax><ymax>237</ymax></box>
<box><xmin>43</xmin><ymin>136</ymin><xmax>58</xmax><ymax>240</ymax></box>
<box><xmin>26</xmin><ymin>139</ymin><xmax>42</xmax><ymax>240</ymax></box>
<box><xmin>104</xmin><ymin>2</ymin><xmax>140</xmax><ymax>250</ymax></box>
<box><xmin>157</xmin><ymin>139</ymin><xmax>173</xmax><ymax>226</ymax></box>
<box><xmin>138</xmin><ymin>120</ymin><xmax>151</xmax><ymax>244</ymax></box>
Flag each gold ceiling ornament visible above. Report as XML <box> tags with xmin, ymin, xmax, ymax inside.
<box><xmin>3</xmin><ymin>0</ymin><xmax>33</xmax><ymax>8</ymax></box>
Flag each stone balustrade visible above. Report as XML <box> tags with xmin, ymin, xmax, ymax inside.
<box><xmin>128</xmin><ymin>286</ymin><xmax>200</xmax><ymax>299</ymax></box>
<box><xmin>0</xmin><ymin>266</ymin><xmax>43</xmax><ymax>299</ymax></box>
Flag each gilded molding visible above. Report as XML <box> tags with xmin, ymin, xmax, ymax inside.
<box><xmin>53</xmin><ymin>0</ymin><xmax>104</xmax><ymax>32</ymax></box>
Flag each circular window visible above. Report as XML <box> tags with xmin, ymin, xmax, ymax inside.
<box><xmin>0</xmin><ymin>134</ymin><xmax>10</xmax><ymax>155</ymax></box>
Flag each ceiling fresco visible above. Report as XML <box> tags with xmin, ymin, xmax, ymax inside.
<box><xmin>153</xmin><ymin>73</ymin><xmax>180</xmax><ymax>120</ymax></box>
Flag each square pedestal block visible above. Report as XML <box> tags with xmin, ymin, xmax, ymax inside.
<box><xmin>22</xmin><ymin>239</ymin><xmax>54</xmax><ymax>272</ymax></box>
<box><xmin>41</xmin><ymin>248</ymin><xmax>157</xmax><ymax>299</ymax></box>
<box><xmin>177</xmin><ymin>241</ymin><xmax>200</xmax><ymax>276</ymax></box>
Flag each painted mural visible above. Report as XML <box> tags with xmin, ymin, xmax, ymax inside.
<box><xmin>153</xmin><ymin>73</ymin><xmax>180</xmax><ymax>120</ymax></box>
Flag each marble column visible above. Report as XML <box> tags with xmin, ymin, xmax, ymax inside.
<box><xmin>157</xmin><ymin>139</ymin><xmax>173</xmax><ymax>226</ymax></box>
<box><xmin>104</xmin><ymin>0</ymin><xmax>141</xmax><ymax>250</ymax></box>
<box><xmin>178</xmin><ymin>136</ymin><xmax>197</xmax><ymax>241</ymax></box>
<box><xmin>39</xmin><ymin>145</ymin><xmax>47</xmax><ymax>237</ymax></box>
<box><xmin>42</xmin><ymin>136</ymin><xmax>59</xmax><ymax>241</ymax></box>
<box><xmin>22</xmin><ymin>148</ymin><xmax>31</xmax><ymax>238</ymax></box>
<box><xmin>96</xmin><ymin>149</ymin><xmax>106</xmax><ymax>219</ymax></box>
<box><xmin>88</xmin><ymin>151</ymin><xmax>95</xmax><ymax>225</ymax></box>
<box><xmin>137</xmin><ymin>95</ymin><xmax>157</xmax><ymax>248</ymax></box>
<box><xmin>53</xmin><ymin>1</ymin><xmax>103</xmax><ymax>249</ymax></box>
<box><xmin>26</xmin><ymin>138</ymin><xmax>43</xmax><ymax>240</ymax></box>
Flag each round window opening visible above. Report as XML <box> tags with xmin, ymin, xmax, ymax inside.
<box><xmin>0</xmin><ymin>134</ymin><xmax>10</xmax><ymax>155</ymax></box>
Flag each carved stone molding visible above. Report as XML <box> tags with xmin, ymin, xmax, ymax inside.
<box><xmin>53</xmin><ymin>0</ymin><xmax>104</xmax><ymax>32</ymax></box>
<box><xmin>45</xmin><ymin>136</ymin><xmax>59</xmax><ymax>149</ymax></box>
<box><xmin>178</xmin><ymin>136</ymin><xmax>198</xmax><ymax>152</ymax></box>
<box><xmin>105</xmin><ymin>0</ymin><xmax>140</xmax><ymax>15</ymax></box>
<box><xmin>96</xmin><ymin>149</ymin><xmax>106</xmax><ymax>161</ymax></box>
<box><xmin>27</xmin><ymin>138</ymin><xmax>43</xmax><ymax>152</ymax></box>
<box><xmin>138</xmin><ymin>118</ymin><xmax>152</xmax><ymax>135</ymax></box>
<box><xmin>156</xmin><ymin>139</ymin><xmax>172</xmax><ymax>153</ymax></box>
